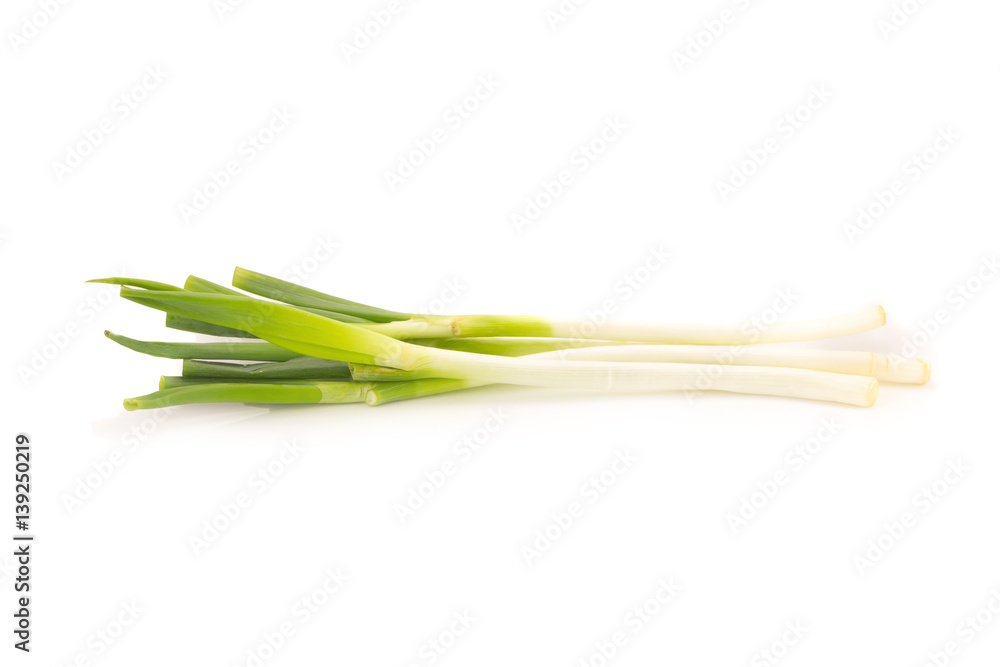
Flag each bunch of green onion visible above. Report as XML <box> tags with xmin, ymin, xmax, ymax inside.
<box><xmin>92</xmin><ymin>268</ymin><xmax>930</xmax><ymax>411</ymax></box>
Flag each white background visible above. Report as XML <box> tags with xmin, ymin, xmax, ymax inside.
<box><xmin>2</xmin><ymin>0</ymin><xmax>999</xmax><ymax>665</ymax></box>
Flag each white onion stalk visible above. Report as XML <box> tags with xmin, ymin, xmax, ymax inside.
<box><xmin>353</xmin><ymin>345</ymin><xmax>929</xmax><ymax>385</ymax></box>
<box><xmin>533</xmin><ymin>345</ymin><xmax>928</xmax><ymax>383</ymax></box>
<box><xmin>390</xmin><ymin>350</ymin><xmax>879</xmax><ymax>407</ymax></box>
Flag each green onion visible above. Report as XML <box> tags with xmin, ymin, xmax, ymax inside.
<box><xmin>114</xmin><ymin>287</ymin><xmax>879</xmax><ymax>406</ymax></box>
<box><xmin>130</xmin><ymin>377</ymin><xmax>485</xmax><ymax>409</ymax></box>
<box><xmin>153</xmin><ymin>376</ymin><xmax>481</xmax><ymax>406</ymax></box>
<box><xmin>104</xmin><ymin>331</ymin><xmax>627</xmax><ymax>363</ymax></box>
<box><xmin>94</xmin><ymin>271</ymin><xmax>932</xmax><ymax>410</ymax></box>
<box><xmin>232</xmin><ymin>267</ymin><xmax>886</xmax><ymax>344</ymax></box>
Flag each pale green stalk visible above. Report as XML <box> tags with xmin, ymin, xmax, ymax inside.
<box><xmin>105</xmin><ymin>331</ymin><xmax>299</xmax><ymax>361</ymax></box>
<box><xmin>123</xmin><ymin>381</ymin><xmax>368</xmax><ymax>411</ymax></box>
<box><xmin>156</xmin><ymin>375</ymin><xmax>481</xmax><ymax>406</ymax></box>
